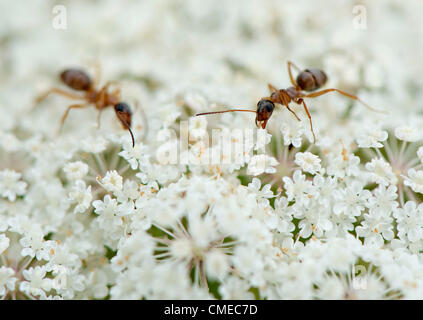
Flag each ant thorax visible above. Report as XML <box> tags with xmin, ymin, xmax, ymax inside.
<box><xmin>86</xmin><ymin>90</ymin><xmax>99</xmax><ymax>104</ymax></box>
<box><xmin>270</xmin><ymin>87</ymin><xmax>299</xmax><ymax>105</ymax></box>
<box><xmin>285</xmin><ymin>87</ymin><xmax>301</xmax><ymax>99</ymax></box>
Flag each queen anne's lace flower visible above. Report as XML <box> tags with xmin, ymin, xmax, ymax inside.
<box><xmin>356</xmin><ymin>127</ymin><xmax>388</xmax><ymax>149</ymax></box>
<box><xmin>247</xmin><ymin>154</ymin><xmax>278</xmax><ymax>176</ymax></box>
<box><xmin>0</xmin><ymin>169</ymin><xmax>27</xmax><ymax>201</ymax></box>
<box><xmin>97</xmin><ymin>170</ymin><xmax>123</xmax><ymax>194</ymax></box>
<box><xmin>356</xmin><ymin>208</ymin><xmax>394</xmax><ymax>246</ymax></box>
<box><xmin>118</xmin><ymin>143</ymin><xmax>145</xmax><ymax>170</ymax></box>
<box><xmin>403</xmin><ymin>169</ymin><xmax>423</xmax><ymax>194</ymax></box>
<box><xmin>295</xmin><ymin>152</ymin><xmax>321</xmax><ymax>174</ymax></box>
<box><xmin>63</xmin><ymin>161</ymin><xmax>89</xmax><ymax>181</ymax></box>
<box><xmin>19</xmin><ymin>266</ymin><xmax>52</xmax><ymax>299</ymax></box>
<box><xmin>80</xmin><ymin>136</ymin><xmax>108</xmax><ymax>154</ymax></box>
<box><xmin>395</xmin><ymin>126</ymin><xmax>421</xmax><ymax>142</ymax></box>
<box><xmin>255</xmin><ymin>128</ymin><xmax>272</xmax><ymax>151</ymax></box>
<box><xmin>218</xmin><ymin>276</ymin><xmax>255</xmax><ymax>300</ymax></box>
<box><xmin>296</xmin><ymin>204</ymin><xmax>333</xmax><ymax>238</ymax></box>
<box><xmin>417</xmin><ymin>147</ymin><xmax>423</xmax><ymax>164</ymax></box>
<box><xmin>68</xmin><ymin>180</ymin><xmax>92</xmax><ymax>214</ymax></box>
<box><xmin>366</xmin><ymin>158</ymin><xmax>398</xmax><ymax>186</ymax></box>
<box><xmin>0</xmin><ymin>234</ymin><xmax>10</xmax><ymax>254</ymax></box>
<box><xmin>283</xmin><ymin>170</ymin><xmax>314</xmax><ymax>204</ymax></box>
<box><xmin>326</xmin><ymin>150</ymin><xmax>360</xmax><ymax>178</ymax></box>
<box><xmin>280</xmin><ymin>121</ymin><xmax>304</xmax><ymax>147</ymax></box>
<box><xmin>247</xmin><ymin>178</ymin><xmax>274</xmax><ymax>204</ymax></box>
<box><xmin>368</xmin><ymin>185</ymin><xmax>398</xmax><ymax>214</ymax></box>
<box><xmin>0</xmin><ymin>266</ymin><xmax>17</xmax><ymax>297</ymax></box>
<box><xmin>92</xmin><ymin>195</ymin><xmax>123</xmax><ymax>233</ymax></box>
<box><xmin>394</xmin><ymin>201</ymin><xmax>423</xmax><ymax>243</ymax></box>
<box><xmin>333</xmin><ymin>181</ymin><xmax>371</xmax><ymax>217</ymax></box>
<box><xmin>188</xmin><ymin>116</ymin><xmax>208</xmax><ymax>140</ymax></box>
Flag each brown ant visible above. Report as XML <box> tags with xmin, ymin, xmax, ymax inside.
<box><xmin>196</xmin><ymin>61</ymin><xmax>383</xmax><ymax>143</ymax></box>
<box><xmin>34</xmin><ymin>67</ymin><xmax>135</xmax><ymax>147</ymax></box>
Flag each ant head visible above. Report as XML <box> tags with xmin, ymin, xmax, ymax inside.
<box><xmin>114</xmin><ymin>102</ymin><xmax>135</xmax><ymax>147</ymax></box>
<box><xmin>114</xmin><ymin>102</ymin><xmax>132</xmax><ymax>127</ymax></box>
<box><xmin>255</xmin><ymin>99</ymin><xmax>275</xmax><ymax>129</ymax></box>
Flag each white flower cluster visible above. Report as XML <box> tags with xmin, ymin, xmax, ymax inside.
<box><xmin>1</xmin><ymin>0</ymin><xmax>423</xmax><ymax>300</ymax></box>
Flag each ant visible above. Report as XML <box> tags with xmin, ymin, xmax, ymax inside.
<box><xmin>34</xmin><ymin>67</ymin><xmax>135</xmax><ymax>147</ymax></box>
<box><xmin>196</xmin><ymin>61</ymin><xmax>383</xmax><ymax>143</ymax></box>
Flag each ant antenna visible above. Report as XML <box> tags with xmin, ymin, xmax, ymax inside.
<box><xmin>134</xmin><ymin>100</ymin><xmax>148</xmax><ymax>141</ymax></box>
<box><xmin>116</xmin><ymin>117</ymin><xmax>135</xmax><ymax>147</ymax></box>
<box><xmin>356</xmin><ymin>98</ymin><xmax>387</xmax><ymax>114</ymax></box>
<box><xmin>124</xmin><ymin>121</ymin><xmax>135</xmax><ymax>148</ymax></box>
<box><xmin>125</xmin><ymin>124</ymin><xmax>135</xmax><ymax>147</ymax></box>
<box><xmin>196</xmin><ymin>109</ymin><xmax>256</xmax><ymax>116</ymax></box>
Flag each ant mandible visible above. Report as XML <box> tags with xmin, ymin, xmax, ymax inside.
<box><xmin>196</xmin><ymin>61</ymin><xmax>383</xmax><ymax>143</ymax></box>
<box><xmin>34</xmin><ymin>66</ymin><xmax>135</xmax><ymax>147</ymax></box>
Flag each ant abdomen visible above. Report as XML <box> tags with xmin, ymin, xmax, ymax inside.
<box><xmin>296</xmin><ymin>68</ymin><xmax>327</xmax><ymax>92</ymax></box>
<box><xmin>60</xmin><ymin>69</ymin><xmax>92</xmax><ymax>91</ymax></box>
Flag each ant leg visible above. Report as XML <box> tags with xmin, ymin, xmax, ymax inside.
<box><xmin>83</xmin><ymin>57</ymin><xmax>102</xmax><ymax>88</ymax></box>
<box><xmin>111</xmin><ymin>86</ymin><xmax>121</xmax><ymax>101</ymax></box>
<box><xmin>59</xmin><ymin>103</ymin><xmax>90</xmax><ymax>133</ymax></box>
<box><xmin>95</xmin><ymin>82</ymin><xmax>119</xmax><ymax>109</ymax></box>
<box><xmin>135</xmin><ymin>101</ymin><xmax>149</xmax><ymax>140</ymax></box>
<box><xmin>92</xmin><ymin>62</ymin><xmax>102</xmax><ymax>88</ymax></box>
<box><xmin>268</xmin><ymin>83</ymin><xmax>278</xmax><ymax>93</ymax></box>
<box><xmin>284</xmin><ymin>104</ymin><xmax>301</xmax><ymax>121</ymax></box>
<box><xmin>33</xmin><ymin>88</ymin><xmax>83</xmax><ymax>110</ymax></box>
<box><xmin>98</xmin><ymin>81</ymin><xmax>120</xmax><ymax>100</ymax></box>
<box><xmin>287</xmin><ymin>61</ymin><xmax>301</xmax><ymax>88</ymax></box>
<box><xmin>277</xmin><ymin>88</ymin><xmax>300</xmax><ymax>121</ymax></box>
<box><xmin>103</xmin><ymin>80</ymin><xmax>119</xmax><ymax>89</ymax></box>
<box><xmin>297</xmin><ymin>98</ymin><xmax>316</xmax><ymax>143</ymax></box>
<box><xmin>97</xmin><ymin>109</ymin><xmax>103</xmax><ymax>129</ymax></box>
<box><xmin>303</xmin><ymin>88</ymin><xmax>385</xmax><ymax>113</ymax></box>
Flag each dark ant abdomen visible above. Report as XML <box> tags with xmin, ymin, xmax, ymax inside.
<box><xmin>296</xmin><ymin>68</ymin><xmax>327</xmax><ymax>92</ymax></box>
<box><xmin>60</xmin><ymin>69</ymin><xmax>92</xmax><ymax>91</ymax></box>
